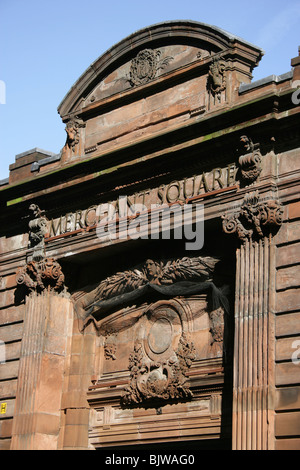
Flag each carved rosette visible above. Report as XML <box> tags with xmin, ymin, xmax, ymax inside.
<box><xmin>222</xmin><ymin>191</ymin><xmax>283</xmax><ymax>243</ymax></box>
<box><xmin>16</xmin><ymin>258</ymin><xmax>65</xmax><ymax>294</ymax></box>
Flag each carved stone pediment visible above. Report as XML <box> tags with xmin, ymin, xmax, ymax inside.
<box><xmin>86</xmin><ymin>255</ymin><xmax>229</xmax><ymax>444</ymax></box>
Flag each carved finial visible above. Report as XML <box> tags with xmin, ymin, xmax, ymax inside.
<box><xmin>237</xmin><ymin>135</ymin><xmax>262</xmax><ymax>185</ymax></box>
<box><xmin>28</xmin><ymin>204</ymin><xmax>48</xmax><ymax>261</ymax></box>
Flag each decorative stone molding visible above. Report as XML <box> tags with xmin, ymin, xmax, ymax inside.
<box><xmin>237</xmin><ymin>135</ymin><xmax>262</xmax><ymax>185</ymax></box>
<box><xmin>104</xmin><ymin>331</ymin><xmax>117</xmax><ymax>360</ymax></box>
<box><xmin>104</xmin><ymin>343</ymin><xmax>117</xmax><ymax>361</ymax></box>
<box><xmin>129</xmin><ymin>49</ymin><xmax>173</xmax><ymax>87</ymax></box>
<box><xmin>222</xmin><ymin>191</ymin><xmax>283</xmax><ymax>243</ymax></box>
<box><xmin>16</xmin><ymin>257</ymin><xmax>65</xmax><ymax>294</ymax></box>
<box><xmin>209</xmin><ymin>307</ymin><xmax>225</xmax><ymax>356</ymax></box>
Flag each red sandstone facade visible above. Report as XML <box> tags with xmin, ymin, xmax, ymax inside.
<box><xmin>0</xmin><ymin>21</ymin><xmax>300</xmax><ymax>450</ymax></box>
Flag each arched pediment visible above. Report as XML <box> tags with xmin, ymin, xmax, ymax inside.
<box><xmin>58</xmin><ymin>20</ymin><xmax>263</xmax><ymax>121</ymax></box>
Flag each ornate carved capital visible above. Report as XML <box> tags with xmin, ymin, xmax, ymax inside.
<box><xmin>222</xmin><ymin>191</ymin><xmax>283</xmax><ymax>243</ymax></box>
<box><xmin>16</xmin><ymin>258</ymin><xmax>65</xmax><ymax>294</ymax></box>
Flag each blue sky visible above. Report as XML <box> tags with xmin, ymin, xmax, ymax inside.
<box><xmin>0</xmin><ymin>0</ymin><xmax>299</xmax><ymax>180</ymax></box>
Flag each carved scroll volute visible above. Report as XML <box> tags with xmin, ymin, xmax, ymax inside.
<box><xmin>222</xmin><ymin>191</ymin><xmax>283</xmax><ymax>244</ymax></box>
<box><xmin>16</xmin><ymin>258</ymin><xmax>65</xmax><ymax>294</ymax></box>
<box><xmin>237</xmin><ymin>135</ymin><xmax>262</xmax><ymax>185</ymax></box>
<box><xmin>28</xmin><ymin>204</ymin><xmax>48</xmax><ymax>261</ymax></box>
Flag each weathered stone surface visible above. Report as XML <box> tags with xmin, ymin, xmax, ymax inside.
<box><xmin>0</xmin><ymin>21</ymin><xmax>299</xmax><ymax>451</ymax></box>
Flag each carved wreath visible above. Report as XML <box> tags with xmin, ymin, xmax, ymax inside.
<box><xmin>94</xmin><ymin>256</ymin><xmax>218</xmax><ymax>302</ymax></box>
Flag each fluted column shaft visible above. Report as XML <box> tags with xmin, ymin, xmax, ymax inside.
<box><xmin>11</xmin><ymin>291</ymin><xmax>73</xmax><ymax>450</ymax></box>
<box><xmin>232</xmin><ymin>236</ymin><xmax>275</xmax><ymax>449</ymax></box>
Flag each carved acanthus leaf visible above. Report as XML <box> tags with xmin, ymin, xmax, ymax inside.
<box><xmin>94</xmin><ymin>269</ymin><xmax>147</xmax><ymax>302</ymax></box>
<box><xmin>16</xmin><ymin>258</ymin><xmax>65</xmax><ymax>293</ymax></box>
<box><xmin>93</xmin><ymin>255</ymin><xmax>218</xmax><ymax>303</ymax></box>
<box><xmin>28</xmin><ymin>204</ymin><xmax>48</xmax><ymax>260</ymax></box>
<box><xmin>222</xmin><ymin>191</ymin><xmax>283</xmax><ymax>243</ymax></box>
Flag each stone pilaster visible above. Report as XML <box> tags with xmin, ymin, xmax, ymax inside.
<box><xmin>222</xmin><ymin>192</ymin><xmax>283</xmax><ymax>449</ymax></box>
<box><xmin>11</xmin><ymin>271</ymin><xmax>73</xmax><ymax>449</ymax></box>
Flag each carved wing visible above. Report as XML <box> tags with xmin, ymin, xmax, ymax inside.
<box><xmin>160</xmin><ymin>256</ymin><xmax>219</xmax><ymax>284</ymax></box>
<box><xmin>94</xmin><ymin>269</ymin><xmax>147</xmax><ymax>301</ymax></box>
<box><xmin>157</xmin><ymin>55</ymin><xmax>174</xmax><ymax>70</ymax></box>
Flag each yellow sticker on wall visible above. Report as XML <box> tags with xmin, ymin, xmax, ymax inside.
<box><xmin>0</xmin><ymin>403</ymin><xmax>7</xmax><ymax>414</ymax></box>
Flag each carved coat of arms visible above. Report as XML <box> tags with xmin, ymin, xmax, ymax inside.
<box><xmin>129</xmin><ymin>49</ymin><xmax>173</xmax><ymax>87</ymax></box>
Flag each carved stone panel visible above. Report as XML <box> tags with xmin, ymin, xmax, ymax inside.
<box><xmin>122</xmin><ymin>300</ymin><xmax>195</xmax><ymax>405</ymax></box>
<box><xmin>83</xmin><ymin>253</ymin><xmax>229</xmax><ymax>446</ymax></box>
<box><xmin>87</xmin><ymin>289</ymin><xmax>227</xmax><ymax>447</ymax></box>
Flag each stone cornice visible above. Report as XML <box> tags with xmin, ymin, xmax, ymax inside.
<box><xmin>1</xmin><ymin>89</ymin><xmax>298</xmax><ymax>213</ymax></box>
